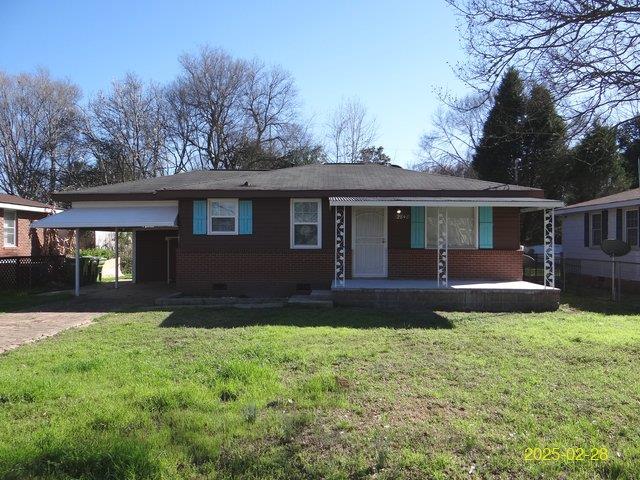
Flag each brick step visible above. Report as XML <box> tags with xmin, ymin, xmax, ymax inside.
<box><xmin>287</xmin><ymin>295</ymin><xmax>334</xmax><ymax>307</ymax></box>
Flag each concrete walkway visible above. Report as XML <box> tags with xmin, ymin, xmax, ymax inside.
<box><xmin>0</xmin><ymin>281</ymin><xmax>178</xmax><ymax>354</ymax></box>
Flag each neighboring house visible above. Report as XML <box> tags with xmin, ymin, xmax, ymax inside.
<box><xmin>34</xmin><ymin>164</ymin><xmax>562</xmax><ymax>309</ymax></box>
<box><xmin>556</xmin><ymin>188</ymin><xmax>640</xmax><ymax>283</ymax></box>
<box><xmin>0</xmin><ymin>194</ymin><xmax>60</xmax><ymax>257</ymax></box>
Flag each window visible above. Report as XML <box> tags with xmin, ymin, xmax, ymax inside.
<box><xmin>208</xmin><ymin>199</ymin><xmax>238</xmax><ymax>235</ymax></box>
<box><xmin>591</xmin><ymin>212</ymin><xmax>602</xmax><ymax>247</ymax></box>
<box><xmin>624</xmin><ymin>209</ymin><xmax>638</xmax><ymax>247</ymax></box>
<box><xmin>425</xmin><ymin>207</ymin><xmax>476</xmax><ymax>249</ymax></box>
<box><xmin>291</xmin><ymin>199</ymin><xmax>321</xmax><ymax>248</ymax></box>
<box><xmin>3</xmin><ymin>209</ymin><xmax>16</xmax><ymax>247</ymax></box>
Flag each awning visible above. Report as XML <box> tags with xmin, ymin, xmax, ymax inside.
<box><xmin>329</xmin><ymin>196</ymin><xmax>564</xmax><ymax>209</ymax></box>
<box><xmin>31</xmin><ymin>205</ymin><xmax>178</xmax><ymax>229</ymax></box>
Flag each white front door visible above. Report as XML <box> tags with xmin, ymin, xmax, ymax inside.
<box><xmin>352</xmin><ymin>207</ymin><xmax>387</xmax><ymax>277</ymax></box>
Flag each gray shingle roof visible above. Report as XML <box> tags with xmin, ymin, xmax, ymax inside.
<box><xmin>562</xmin><ymin>188</ymin><xmax>640</xmax><ymax>209</ymax></box>
<box><xmin>56</xmin><ymin>163</ymin><xmax>540</xmax><ymax>198</ymax></box>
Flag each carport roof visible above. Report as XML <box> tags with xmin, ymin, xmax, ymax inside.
<box><xmin>31</xmin><ymin>205</ymin><xmax>178</xmax><ymax>229</ymax></box>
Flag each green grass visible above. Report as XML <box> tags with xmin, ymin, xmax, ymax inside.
<box><xmin>0</xmin><ymin>297</ymin><xmax>639</xmax><ymax>479</ymax></box>
<box><xmin>0</xmin><ymin>291</ymin><xmax>72</xmax><ymax>313</ymax></box>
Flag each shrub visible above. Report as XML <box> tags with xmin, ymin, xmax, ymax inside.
<box><xmin>80</xmin><ymin>247</ymin><xmax>114</xmax><ymax>259</ymax></box>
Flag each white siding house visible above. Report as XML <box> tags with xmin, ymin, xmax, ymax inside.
<box><xmin>557</xmin><ymin>188</ymin><xmax>640</xmax><ymax>282</ymax></box>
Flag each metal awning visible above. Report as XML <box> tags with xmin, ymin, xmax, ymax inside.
<box><xmin>329</xmin><ymin>196</ymin><xmax>564</xmax><ymax>209</ymax></box>
<box><xmin>31</xmin><ymin>205</ymin><xmax>178</xmax><ymax>229</ymax></box>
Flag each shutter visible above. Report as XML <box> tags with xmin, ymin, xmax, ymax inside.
<box><xmin>616</xmin><ymin>208</ymin><xmax>623</xmax><ymax>240</ymax></box>
<box><xmin>192</xmin><ymin>200</ymin><xmax>207</xmax><ymax>235</ymax></box>
<box><xmin>410</xmin><ymin>206</ymin><xmax>425</xmax><ymax>248</ymax></box>
<box><xmin>478</xmin><ymin>206</ymin><xmax>494</xmax><ymax>249</ymax></box>
<box><xmin>602</xmin><ymin>209</ymin><xmax>609</xmax><ymax>240</ymax></box>
<box><xmin>238</xmin><ymin>200</ymin><xmax>253</xmax><ymax>234</ymax></box>
<box><xmin>584</xmin><ymin>213</ymin><xmax>590</xmax><ymax>247</ymax></box>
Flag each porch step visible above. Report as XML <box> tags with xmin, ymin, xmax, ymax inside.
<box><xmin>309</xmin><ymin>289</ymin><xmax>333</xmax><ymax>300</ymax></box>
<box><xmin>287</xmin><ymin>295</ymin><xmax>334</xmax><ymax>308</ymax></box>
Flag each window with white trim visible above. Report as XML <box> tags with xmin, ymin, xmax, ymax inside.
<box><xmin>425</xmin><ymin>207</ymin><xmax>477</xmax><ymax>249</ymax></box>
<box><xmin>208</xmin><ymin>199</ymin><xmax>238</xmax><ymax>235</ymax></box>
<box><xmin>624</xmin><ymin>208</ymin><xmax>638</xmax><ymax>247</ymax></box>
<box><xmin>590</xmin><ymin>212</ymin><xmax>602</xmax><ymax>247</ymax></box>
<box><xmin>291</xmin><ymin>199</ymin><xmax>321</xmax><ymax>248</ymax></box>
<box><xmin>3</xmin><ymin>209</ymin><xmax>16</xmax><ymax>247</ymax></box>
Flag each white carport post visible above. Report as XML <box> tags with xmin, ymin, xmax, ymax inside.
<box><xmin>114</xmin><ymin>228</ymin><xmax>119</xmax><ymax>289</ymax></box>
<box><xmin>74</xmin><ymin>229</ymin><xmax>80</xmax><ymax>297</ymax></box>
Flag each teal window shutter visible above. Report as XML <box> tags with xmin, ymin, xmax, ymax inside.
<box><xmin>238</xmin><ymin>200</ymin><xmax>253</xmax><ymax>234</ymax></box>
<box><xmin>410</xmin><ymin>206</ymin><xmax>425</xmax><ymax>248</ymax></box>
<box><xmin>478</xmin><ymin>206</ymin><xmax>493</xmax><ymax>249</ymax></box>
<box><xmin>193</xmin><ymin>200</ymin><xmax>207</xmax><ymax>235</ymax></box>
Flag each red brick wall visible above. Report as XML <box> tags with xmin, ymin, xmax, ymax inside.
<box><xmin>174</xmin><ymin>200</ymin><xmax>523</xmax><ymax>295</ymax></box>
<box><xmin>388</xmin><ymin>249</ymin><xmax>522</xmax><ymax>280</ymax></box>
<box><xmin>0</xmin><ymin>209</ymin><xmax>47</xmax><ymax>257</ymax></box>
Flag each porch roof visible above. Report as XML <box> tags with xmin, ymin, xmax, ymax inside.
<box><xmin>329</xmin><ymin>196</ymin><xmax>564</xmax><ymax>209</ymax></box>
<box><xmin>31</xmin><ymin>205</ymin><xmax>178</xmax><ymax>229</ymax></box>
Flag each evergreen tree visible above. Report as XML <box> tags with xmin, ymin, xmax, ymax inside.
<box><xmin>520</xmin><ymin>84</ymin><xmax>570</xmax><ymax>244</ymax></box>
<box><xmin>521</xmin><ymin>84</ymin><xmax>570</xmax><ymax>199</ymax></box>
<box><xmin>472</xmin><ymin>68</ymin><xmax>526</xmax><ymax>184</ymax></box>
<box><xmin>568</xmin><ymin>123</ymin><xmax>631</xmax><ymax>204</ymax></box>
<box><xmin>617</xmin><ymin>118</ymin><xmax>640</xmax><ymax>188</ymax></box>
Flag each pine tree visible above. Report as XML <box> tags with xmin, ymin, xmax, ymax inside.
<box><xmin>617</xmin><ymin>118</ymin><xmax>640</xmax><ymax>188</ymax></box>
<box><xmin>521</xmin><ymin>84</ymin><xmax>570</xmax><ymax>199</ymax></box>
<box><xmin>568</xmin><ymin>123</ymin><xmax>631</xmax><ymax>204</ymax></box>
<box><xmin>519</xmin><ymin>84</ymin><xmax>570</xmax><ymax>244</ymax></box>
<box><xmin>472</xmin><ymin>68</ymin><xmax>526</xmax><ymax>184</ymax></box>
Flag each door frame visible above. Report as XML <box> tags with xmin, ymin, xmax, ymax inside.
<box><xmin>351</xmin><ymin>206</ymin><xmax>388</xmax><ymax>278</ymax></box>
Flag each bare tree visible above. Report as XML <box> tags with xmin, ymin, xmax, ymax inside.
<box><xmin>326</xmin><ymin>98</ymin><xmax>377</xmax><ymax>163</ymax></box>
<box><xmin>448</xmin><ymin>0</ymin><xmax>640</xmax><ymax>126</ymax></box>
<box><xmin>85</xmin><ymin>73</ymin><xmax>168</xmax><ymax>183</ymax></box>
<box><xmin>0</xmin><ymin>70</ymin><xmax>83</xmax><ymax>202</ymax></box>
<box><xmin>168</xmin><ymin>47</ymin><xmax>312</xmax><ymax>170</ymax></box>
<box><xmin>417</xmin><ymin>93</ymin><xmax>487</xmax><ymax>175</ymax></box>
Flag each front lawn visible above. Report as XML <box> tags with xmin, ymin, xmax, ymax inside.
<box><xmin>0</xmin><ymin>300</ymin><xmax>638</xmax><ymax>479</ymax></box>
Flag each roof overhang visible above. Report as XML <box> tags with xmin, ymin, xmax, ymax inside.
<box><xmin>0</xmin><ymin>202</ymin><xmax>62</xmax><ymax>214</ymax></box>
<box><xmin>556</xmin><ymin>198</ymin><xmax>640</xmax><ymax>215</ymax></box>
<box><xmin>329</xmin><ymin>196</ymin><xmax>563</xmax><ymax>209</ymax></box>
<box><xmin>31</xmin><ymin>205</ymin><xmax>178</xmax><ymax>229</ymax></box>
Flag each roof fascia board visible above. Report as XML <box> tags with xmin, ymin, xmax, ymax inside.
<box><xmin>329</xmin><ymin>197</ymin><xmax>563</xmax><ymax>208</ymax></box>
<box><xmin>557</xmin><ymin>198</ymin><xmax>640</xmax><ymax>215</ymax></box>
<box><xmin>72</xmin><ymin>200</ymin><xmax>178</xmax><ymax>208</ymax></box>
<box><xmin>0</xmin><ymin>202</ymin><xmax>61</xmax><ymax>213</ymax></box>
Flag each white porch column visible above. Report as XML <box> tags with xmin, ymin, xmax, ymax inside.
<box><xmin>131</xmin><ymin>230</ymin><xmax>137</xmax><ymax>283</ymax></box>
<box><xmin>334</xmin><ymin>206</ymin><xmax>346</xmax><ymax>287</ymax></box>
<box><xmin>74</xmin><ymin>229</ymin><xmax>80</xmax><ymax>297</ymax></box>
<box><xmin>437</xmin><ymin>207</ymin><xmax>448</xmax><ymax>287</ymax></box>
<box><xmin>114</xmin><ymin>228</ymin><xmax>119</xmax><ymax>289</ymax></box>
<box><xmin>543</xmin><ymin>208</ymin><xmax>555</xmax><ymax>288</ymax></box>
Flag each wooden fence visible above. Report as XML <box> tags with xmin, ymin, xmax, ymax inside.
<box><xmin>0</xmin><ymin>255</ymin><xmax>68</xmax><ymax>291</ymax></box>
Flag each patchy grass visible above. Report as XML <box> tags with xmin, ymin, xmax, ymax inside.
<box><xmin>0</xmin><ymin>299</ymin><xmax>638</xmax><ymax>479</ymax></box>
<box><xmin>0</xmin><ymin>291</ymin><xmax>72</xmax><ymax>313</ymax></box>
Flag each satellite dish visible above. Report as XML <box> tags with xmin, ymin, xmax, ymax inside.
<box><xmin>601</xmin><ymin>239</ymin><xmax>631</xmax><ymax>258</ymax></box>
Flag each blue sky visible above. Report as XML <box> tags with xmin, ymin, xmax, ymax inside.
<box><xmin>0</xmin><ymin>0</ymin><xmax>468</xmax><ymax>167</ymax></box>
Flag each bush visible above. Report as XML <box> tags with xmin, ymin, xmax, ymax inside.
<box><xmin>80</xmin><ymin>247</ymin><xmax>114</xmax><ymax>259</ymax></box>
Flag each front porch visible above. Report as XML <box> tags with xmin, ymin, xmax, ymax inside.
<box><xmin>330</xmin><ymin>278</ymin><xmax>560</xmax><ymax>312</ymax></box>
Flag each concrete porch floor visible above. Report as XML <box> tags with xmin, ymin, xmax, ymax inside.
<box><xmin>332</xmin><ymin>278</ymin><xmax>555</xmax><ymax>291</ymax></box>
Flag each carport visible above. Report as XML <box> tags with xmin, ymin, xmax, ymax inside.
<box><xmin>32</xmin><ymin>202</ymin><xmax>179</xmax><ymax>296</ymax></box>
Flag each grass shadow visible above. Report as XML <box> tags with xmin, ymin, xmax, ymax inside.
<box><xmin>159</xmin><ymin>305</ymin><xmax>453</xmax><ymax>330</ymax></box>
<box><xmin>561</xmin><ymin>291</ymin><xmax>640</xmax><ymax>316</ymax></box>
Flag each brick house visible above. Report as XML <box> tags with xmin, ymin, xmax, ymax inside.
<box><xmin>0</xmin><ymin>194</ymin><xmax>61</xmax><ymax>257</ymax></box>
<box><xmin>34</xmin><ymin>164</ymin><xmax>563</xmax><ymax>310</ymax></box>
